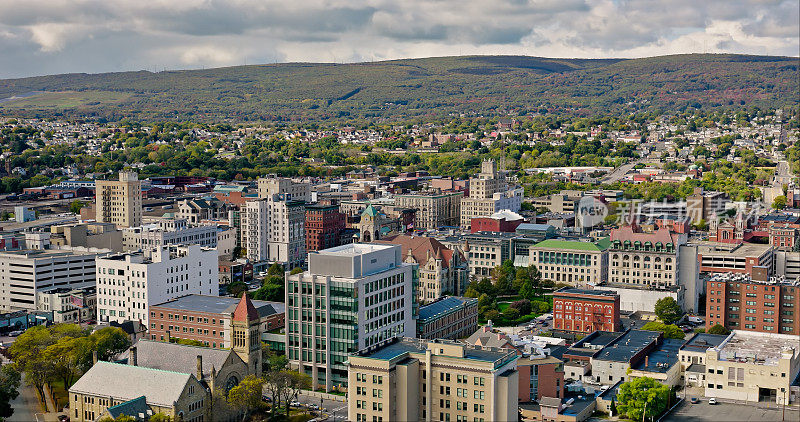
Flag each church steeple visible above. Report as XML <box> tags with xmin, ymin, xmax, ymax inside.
<box><xmin>232</xmin><ymin>294</ymin><xmax>261</xmax><ymax>376</ymax></box>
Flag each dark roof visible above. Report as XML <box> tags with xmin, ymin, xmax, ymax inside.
<box><xmin>597</xmin><ymin>380</ymin><xmax>623</xmax><ymax>402</ymax></box>
<box><xmin>418</xmin><ymin>297</ymin><xmax>475</xmax><ymax>322</ymax></box>
<box><xmin>593</xmin><ymin>330</ymin><xmax>660</xmax><ymax>363</ymax></box>
<box><xmin>151</xmin><ymin>294</ymin><xmax>283</xmax><ymax>318</ymax></box>
<box><xmin>132</xmin><ymin>339</ymin><xmax>243</xmax><ymax>380</ymax></box>
<box><xmin>680</xmin><ymin>333</ymin><xmax>728</xmax><ymax>353</ymax></box>
<box><xmin>686</xmin><ymin>363</ymin><xmax>706</xmax><ymax>373</ymax></box>
<box><xmin>355</xmin><ymin>337</ymin><xmax>515</xmax><ymax>366</ymax></box>
<box><xmin>567</xmin><ymin>331</ymin><xmax>624</xmax><ymax>357</ymax></box>
<box><xmin>632</xmin><ymin>338</ymin><xmax>682</xmax><ymax>373</ymax></box>
<box><xmin>107</xmin><ymin>396</ymin><xmax>148</xmax><ymax>420</ymax></box>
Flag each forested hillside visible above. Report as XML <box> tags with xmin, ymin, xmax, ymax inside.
<box><xmin>0</xmin><ymin>54</ymin><xmax>796</xmax><ymax>123</ymax></box>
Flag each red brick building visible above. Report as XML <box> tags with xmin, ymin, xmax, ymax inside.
<box><xmin>305</xmin><ymin>203</ymin><xmax>346</xmax><ymax>252</ymax></box>
<box><xmin>517</xmin><ymin>356</ymin><xmax>565</xmax><ymax>402</ymax></box>
<box><xmin>148</xmin><ymin>294</ymin><xmax>284</xmax><ymax>348</ymax></box>
<box><xmin>769</xmin><ymin>224</ymin><xmax>799</xmax><ymax>251</ymax></box>
<box><xmin>553</xmin><ymin>288</ymin><xmax>621</xmax><ymax>333</ymax></box>
<box><xmin>470</xmin><ymin>215</ymin><xmax>524</xmax><ymax>233</ymax></box>
<box><xmin>706</xmin><ymin>274</ymin><xmax>800</xmax><ymax>335</ymax></box>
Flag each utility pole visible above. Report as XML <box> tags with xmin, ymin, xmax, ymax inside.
<box><xmin>642</xmin><ymin>400</ymin><xmax>647</xmax><ymax>422</ymax></box>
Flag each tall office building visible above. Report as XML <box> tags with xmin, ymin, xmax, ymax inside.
<box><xmin>460</xmin><ymin>159</ymin><xmax>523</xmax><ymax>228</ymax></box>
<box><xmin>0</xmin><ymin>250</ymin><xmax>99</xmax><ymax>313</ymax></box>
<box><xmin>285</xmin><ymin>243</ymin><xmax>416</xmax><ymax>390</ymax></box>
<box><xmin>305</xmin><ymin>203</ymin><xmax>346</xmax><ymax>252</ymax></box>
<box><xmin>347</xmin><ymin>337</ymin><xmax>519</xmax><ymax>422</ymax></box>
<box><xmin>257</xmin><ymin>175</ymin><xmax>311</xmax><ymax>202</ymax></box>
<box><xmin>95</xmin><ymin>244</ymin><xmax>218</xmax><ymax>326</ymax></box>
<box><xmin>95</xmin><ymin>171</ymin><xmax>142</xmax><ymax>228</ymax></box>
<box><xmin>395</xmin><ymin>191</ymin><xmax>464</xmax><ymax>230</ymax></box>
<box><xmin>243</xmin><ymin>196</ymin><xmax>306</xmax><ymax>268</ymax></box>
<box><xmin>122</xmin><ymin>218</ymin><xmax>218</xmax><ymax>251</ymax></box>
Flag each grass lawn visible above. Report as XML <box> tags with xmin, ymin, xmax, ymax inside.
<box><xmin>0</xmin><ymin>91</ymin><xmax>131</xmax><ymax>110</ymax></box>
<box><xmin>497</xmin><ymin>302</ymin><xmax>511</xmax><ymax>312</ymax></box>
<box><xmin>49</xmin><ymin>379</ymin><xmax>70</xmax><ymax>410</ymax></box>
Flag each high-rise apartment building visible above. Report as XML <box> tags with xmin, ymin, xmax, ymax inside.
<box><xmin>0</xmin><ymin>250</ymin><xmax>99</xmax><ymax>313</ymax></box>
<box><xmin>243</xmin><ymin>197</ymin><xmax>306</xmax><ymax>268</ymax></box>
<box><xmin>347</xmin><ymin>337</ymin><xmax>519</xmax><ymax>422</ymax></box>
<box><xmin>95</xmin><ymin>171</ymin><xmax>142</xmax><ymax>228</ymax></box>
<box><xmin>257</xmin><ymin>175</ymin><xmax>311</xmax><ymax>202</ymax></box>
<box><xmin>395</xmin><ymin>191</ymin><xmax>463</xmax><ymax>230</ymax></box>
<box><xmin>305</xmin><ymin>203</ymin><xmax>346</xmax><ymax>252</ymax></box>
<box><xmin>706</xmin><ymin>273</ymin><xmax>800</xmax><ymax>335</ymax></box>
<box><xmin>95</xmin><ymin>244</ymin><xmax>218</xmax><ymax>326</ymax></box>
<box><xmin>460</xmin><ymin>159</ymin><xmax>523</xmax><ymax>228</ymax></box>
<box><xmin>285</xmin><ymin>243</ymin><xmax>416</xmax><ymax>390</ymax></box>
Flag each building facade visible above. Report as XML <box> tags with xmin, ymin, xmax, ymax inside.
<box><xmin>395</xmin><ymin>191</ymin><xmax>464</xmax><ymax>230</ymax></box>
<box><xmin>122</xmin><ymin>218</ymin><xmax>218</xmax><ymax>251</ymax></box>
<box><xmin>529</xmin><ymin>239</ymin><xmax>610</xmax><ymax>287</ymax></box>
<box><xmin>417</xmin><ymin>296</ymin><xmax>478</xmax><ymax>340</ymax></box>
<box><xmin>705</xmin><ymin>273</ymin><xmax>800</xmax><ymax>335</ymax></box>
<box><xmin>347</xmin><ymin>337</ymin><xmax>519</xmax><ymax>422</ymax></box>
<box><xmin>460</xmin><ymin>160</ymin><xmax>524</xmax><ymax>228</ymax></box>
<box><xmin>553</xmin><ymin>288</ymin><xmax>621</xmax><ymax>334</ymax></box>
<box><xmin>0</xmin><ymin>250</ymin><xmax>99</xmax><ymax>313</ymax></box>
<box><xmin>243</xmin><ymin>197</ymin><xmax>306</xmax><ymax>268</ymax></box>
<box><xmin>285</xmin><ymin>243</ymin><xmax>416</xmax><ymax>390</ymax></box>
<box><xmin>148</xmin><ymin>294</ymin><xmax>284</xmax><ymax>349</ymax></box>
<box><xmin>176</xmin><ymin>198</ymin><xmax>229</xmax><ymax>225</ymax></box>
<box><xmin>95</xmin><ymin>244</ymin><xmax>218</xmax><ymax>326</ymax></box>
<box><xmin>95</xmin><ymin>171</ymin><xmax>142</xmax><ymax>228</ymax></box>
<box><xmin>305</xmin><ymin>203</ymin><xmax>346</xmax><ymax>252</ymax></box>
<box><xmin>607</xmin><ymin>226</ymin><xmax>684</xmax><ymax>289</ymax></box>
<box><xmin>376</xmin><ymin>234</ymin><xmax>469</xmax><ymax>303</ymax></box>
<box><xmin>37</xmin><ymin>286</ymin><xmax>97</xmax><ymax>323</ymax></box>
<box><xmin>257</xmin><ymin>175</ymin><xmax>311</xmax><ymax>202</ymax></box>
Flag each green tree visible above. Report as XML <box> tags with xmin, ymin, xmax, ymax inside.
<box><xmin>282</xmin><ymin>371</ymin><xmax>312</xmax><ymax>418</ymax></box>
<box><xmin>654</xmin><ymin>297</ymin><xmax>681</xmax><ymax>324</ymax></box>
<box><xmin>617</xmin><ymin>377</ymin><xmax>672</xmax><ymax>422</ymax></box>
<box><xmin>90</xmin><ymin>327</ymin><xmax>131</xmax><ymax>362</ymax></box>
<box><xmin>226</xmin><ymin>375</ymin><xmax>265</xmax><ymax>422</ymax></box>
<box><xmin>773</xmin><ymin>195</ymin><xmax>787</xmax><ymax>210</ymax></box>
<box><xmin>148</xmin><ymin>412</ymin><xmax>171</xmax><ymax>422</ymax></box>
<box><xmin>69</xmin><ymin>200</ymin><xmax>86</xmax><ymax>215</ymax></box>
<box><xmin>267</xmin><ymin>263</ymin><xmax>284</xmax><ymax>276</ymax></box>
<box><xmin>502</xmin><ymin>308</ymin><xmax>520</xmax><ymax>322</ymax></box>
<box><xmin>0</xmin><ymin>365</ymin><xmax>21</xmax><ymax>419</ymax></box>
<box><xmin>706</xmin><ymin>324</ymin><xmax>731</xmax><ymax>335</ymax></box>
<box><xmin>641</xmin><ymin>321</ymin><xmax>685</xmax><ymax>339</ymax></box>
<box><xmin>509</xmin><ymin>299</ymin><xmax>532</xmax><ymax>316</ymax></box>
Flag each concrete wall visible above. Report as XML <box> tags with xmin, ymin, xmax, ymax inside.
<box><xmin>600</xmin><ymin>286</ymin><xmax>683</xmax><ymax>313</ymax></box>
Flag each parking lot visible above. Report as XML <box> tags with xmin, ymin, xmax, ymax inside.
<box><xmin>664</xmin><ymin>399</ymin><xmax>799</xmax><ymax>422</ymax></box>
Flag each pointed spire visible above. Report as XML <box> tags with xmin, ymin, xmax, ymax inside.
<box><xmin>233</xmin><ymin>293</ymin><xmax>259</xmax><ymax>322</ymax></box>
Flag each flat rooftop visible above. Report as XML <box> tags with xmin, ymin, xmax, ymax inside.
<box><xmin>694</xmin><ymin>241</ymin><xmax>774</xmax><ymax>257</ymax></box>
<box><xmin>555</xmin><ymin>287</ymin><xmax>618</xmax><ymax>298</ymax></box>
<box><xmin>566</xmin><ymin>331</ymin><xmax>624</xmax><ymax>358</ymax></box>
<box><xmin>315</xmin><ymin>243</ymin><xmax>395</xmax><ymax>256</ymax></box>
<box><xmin>680</xmin><ymin>333</ymin><xmax>728</xmax><ymax>353</ymax></box>
<box><xmin>151</xmin><ymin>294</ymin><xmax>284</xmax><ymax>317</ymax></box>
<box><xmin>718</xmin><ymin>331</ymin><xmax>799</xmax><ymax>366</ymax></box>
<box><xmin>593</xmin><ymin>330</ymin><xmax>660</xmax><ymax>363</ymax></box>
<box><xmin>632</xmin><ymin>338</ymin><xmax>682</xmax><ymax>373</ymax></box>
<box><xmin>354</xmin><ymin>337</ymin><xmax>517</xmax><ymax>368</ymax></box>
<box><xmin>418</xmin><ymin>296</ymin><xmax>475</xmax><ymax>322</ymax></box>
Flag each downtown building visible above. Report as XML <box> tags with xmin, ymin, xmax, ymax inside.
<box><xmin>552</xmin><ymin>288</ymin><xmax>621</xmax><ymax>334</ymax></box>
<box><xmin>96</xmin><ymin>244</ymin><xmax>218</xmax><ymax>326</ymax></box>
<box><xmin>0</xmin><ymin>249</ymin><xmax>99</xmax><ymax>313</ymax></box>
<box><xmin>243</xmin><ymin>196</ymin><xmax>306</xmax><ymax>269</ymax></box>
<box><xmin>305</xmin><ymin>202</ymin><xmax>346</xmax><ymax>252</ymax></box>
<box><xmin>285</xmin><ymin>243</ymin><xmax>416</xmax><ymax>390</ymax></box>
<box><xmin>95</xmin><ymin>171</ymin><xmax>142</xmax><ymax>228</ymax></box>
<box><xmin>395</xmin><ymin>191</ymin><xmax>464</xmax><ymax>230</ymax></box>
<box><xmin>459</xmin><ymin>159</ymin><xmax>523</xmax><ymax>228</ymax></box>
<box><xmin>347</xmin><ymin>337</ymin><xmax>519</xmax><ymax>422</ymax></box>
<box><xmin>529</xmin><ymin>238</ymin><xmax>610</xmax><ymax>287</ymax></box>
<box><xmin>122</xmin><ymin>218</ymin><xmax>218</xmax><ymax>251</ymax></box>
<box><xmin>705</xmin><ymin>273</ymin><xmax>800</xmax><ymax>335</ymax></box>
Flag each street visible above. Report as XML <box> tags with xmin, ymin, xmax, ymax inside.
<box><xmin>295</xmin><ymin>391</ymin><xmax>347</xmax><ymax>420</ymax></box>
<box><xmin>4</xmin><ymin>368</ymin><xmax>43</xmax><ymax>422</ymax></box>
<box><xmin>601</xmin><ymin>159</ymin><xmax>643</xmax><ymax>184</ymax></box>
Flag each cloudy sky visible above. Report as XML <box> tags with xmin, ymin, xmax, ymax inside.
<box><xmin>0</xmin><ymin>0</ymin><xmax>797</xmax><ymax>79</ymax></box>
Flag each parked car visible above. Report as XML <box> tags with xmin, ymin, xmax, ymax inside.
<box><xmin>708</xmin><ymin>398</ymin><xmax>717</xmax><ymax>405</ymax></box>
<box><xmin>8</xmin><ymin>330</ymin><xmax>23</xmax><ymax>337</ymax></box>
<box><xmin>58</xmin><ymin>415</ymin><xmax>70</xmax><ymax>422</ymax></box>
<box><xmin>261</xmin><ymin>395</ymin><xmax>272</xmax><ymax>402</ymax></box>
<box><xmin>290</xmin><ymin>401</ymin><xmax>302</xmax><ymax>408</ymax></box>
<box><xmin>690</xmin><ymin>397</ymin><xmax>699</xmax><ymax>404</ymax></box>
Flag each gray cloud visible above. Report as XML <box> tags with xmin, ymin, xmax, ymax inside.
<box><xmin>0</xmin><ymin>0</ymin><xmax>796</xmax><ymax>78</ymax></box>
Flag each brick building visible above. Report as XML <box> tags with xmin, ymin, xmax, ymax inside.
<box><xmin>553</xmin><ymin>288</ymin><xmax>621</xmax><ymax>334</ymax></box>
<box><xmin>416</xmin><ymin>296</ymin><xmax>478</xmax><ymax>340</ymax></box>
<box><xmin>517</xmin><ymin>355</ymin><xmax>565</xmax><ymax>403</ymax></box>
<box><xmin>696</xmin><ymin>242</ymin><xmax>775</xmax><ymax>277</ymax></box>
<box><xmin>148</xmin><ymin>294</ymin><xmax>284</xmax><ymax>348</ymax></box>
<box><xmin>305</xmin><ymin>203</ymin><xmax>346</xmax><ymax>252</ymax></box>
<box><xmin>706</xmin><ymin>273</ymin><xmax>800</xmax><ymax>335</ymax></box>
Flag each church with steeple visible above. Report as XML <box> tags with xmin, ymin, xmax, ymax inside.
<box><xmin>231</xmin><ymin>293</ymin><xmax>262</xmax><ymax>377</ymax></box>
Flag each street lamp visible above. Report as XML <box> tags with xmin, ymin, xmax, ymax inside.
<box><xmin>780</xmin><ymin>388</ymin><xmax>786</xmax><ymax>422</ymax></box>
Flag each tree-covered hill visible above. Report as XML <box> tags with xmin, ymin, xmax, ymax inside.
<box><xmin>0</xmin><ymin>54</ymin><xmax>796</xmax><ymax>122</ymax></box>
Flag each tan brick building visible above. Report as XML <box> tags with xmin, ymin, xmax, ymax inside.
<box><xmin>95</xmin><ymin>171</ymin><xmax>142</xmax><ymax>228</ymax></box>
<box><xmin>347</xmin><ymin>337</ymin><xmax>519</xmax><ymax>422</ymax></box>
<box><xmin>395</xmin><ymin>191</ymin><xmax>463</xmax><ymax>230</ymax></box>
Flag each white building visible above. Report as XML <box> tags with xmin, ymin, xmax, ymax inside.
<box><xmin>37</xmin><ymin>286</ymin><xmax>97</xmax><ymax>323</ymax></box>
<box><xmin>285</xmin><ymin>243</ymin><xmax>416</xmax><ymax>390</ymax></box>
<box><xmin>95</xmin><ymin>244</ymin><xmax>218</xmax><ymax>326</ymax></box>
<box><xmin>0</xmin><ymin>250</ymin><xmax>99</xmax><ymax>313</ymax></box>
<box><xmin>460</xmin><ymin>159</ymin><xmax>523</xmax><ymax>227</ymax></box>
<box><xmin>121</xmin><ymin>219</ymin><xmax>217</xmax><ymax>251</ymax></box>
<box><xmin>243</xmin><ymin>196</ymin><xmax>305</xmax><ymax>268</ymax></box>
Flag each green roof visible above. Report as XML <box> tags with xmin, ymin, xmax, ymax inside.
<box><xmin>532</xmin><ymin>237</ymin><xmax>611</xmax><ymax>252</ymax></box>
<box><xmin>362</xmin><ymin>204</ymin><xmax>379</xmax><ymax>217</ymax></box>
